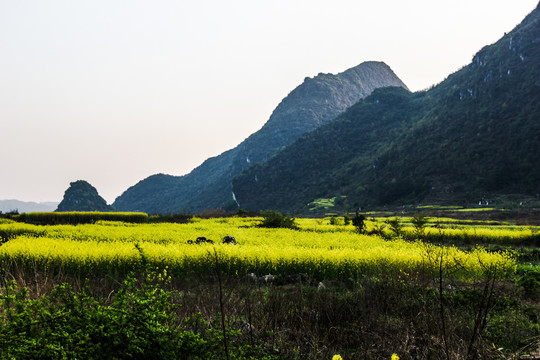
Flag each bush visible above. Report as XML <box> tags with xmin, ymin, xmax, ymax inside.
<box><xmin>386</xmin><ymin>217</ymin><xmax>403</xmax><ymax>238</ymax></box>
<box><xmin>352</xmin><ymin>212</ymin><xmax>366</xmax><ymax>234</ymax></box>
<box><xmin>148</xmin><ymin>213</ymin><xmax>193</xmax><ymax>224</ymax></box>
<box><xmin>518</xmin><ymin>269</ymin><xmax>540</xmax><ymax>299</ymax></box>
<box><xmin>258</xmin><ymin>210</ymin><xmax>298</xmax><ymax>229</ymax></box>
<box><xmin>0</xmin><ymin>273</ymin><xmax>207</xmax><ymax>359</ymax></box>
<box><xmin>0</xmin><ymin>271</ymin><xmax>279</xmax><ymax>360</ymax></box>
<box><xmin>411</xmin><ymin>213</ymin><xmax>428</xmax><ymax>238</ymax></box>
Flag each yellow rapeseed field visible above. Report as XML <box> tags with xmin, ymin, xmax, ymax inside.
<box><xmin>0</xmin><ymin>217</ymin><xmax>515</xmax><ymax>280</ymax></box>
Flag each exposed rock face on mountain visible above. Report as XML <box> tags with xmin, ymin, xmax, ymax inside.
<box><xmin>232</xmin><ymin>4</ymin><xmax>540</xmax><ymax>213</ymax></box>
<box><xmin>56</xmin><ymin>180</ymin><xmax>111</xmax><ymax>212</ymax></box>
<box><xmin>113</xmin><ymin>61</ymin><xmax>407</xmax><ymax>213</ymax></box>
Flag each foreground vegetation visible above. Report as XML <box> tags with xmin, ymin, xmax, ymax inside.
<box><xmin>0</xmin><ymin>212</ymin><xmax>539</xmax><ymax>359</ymax></box>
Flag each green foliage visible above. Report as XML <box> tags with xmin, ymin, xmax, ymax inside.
<box><xmin>148</xmin><ymin>213</ymin><xmax>193</xmax><ymax>224</ymax></box>
<box><xmin>307</xmin><ymin>196</ymin><xmax>347</xmax><ymax>213</ymax></box>
<box><xmin>15</xmin><ymin>211</ymin><xmax>149</xmax><ymax>225</ymax></box>
<box><xmin>386</xmin><ymin>217</ymin><xmax>403</xmax><ymax>238</ymax></box>
<box><xmin>329</xmin><ymin>216</ymin><xmax>339</xmax><ymax>225</ymax></box>
<box><xmin>258</xmin><ymin>210</ymin><xmax>298</xmax><ymax>229</ymax></box>
<box><xmin>352</xmin><ymin>212</ymin><xmax>367</xmax><ymax>234</ymax></box>
<box><xmin>411</xmin><ymin>213</ymin><xmax>428</xmax><ymax>238</ymax></box>
<box><xmin>233</xmin><ymin>6</ymin><xmax>540</xmax><ymax>213</ymax></box>
<box><xmin>0</xmin><ymin>210</ymin><xmax>19</xmax><ymax>219</ymax></box>
<box><xmin>0</xmin><ymin>274</ymin><xmax>204</xmax><ymax>359</ymax></box>
<box><xmin>0</xmin><ymin>272</ymin><xmax>278</xmax><ymax>360</ymax></box>
<box><xmin>517</xmin><ymin>268</ymin><xmax>540</xmax><ymax>299</ymax></box>
<box><xmin>236</xmin><ymin>208</ymin><xmax>250</xmax><ymax>217</ymax></box>
<box><xmin>113</xmin><ymin>62</ymin><xmax>406</xmax><ymax>214</ymax></box>
<box><xmin>485</xmin><ymin>308</ymin><xmax>540</xmax><ymax>351</ymax></box>
<box><xmin>233</xmin><ymin>87</ymin><xmax>421</xmax><ymax>212</ymax></box>
<box><xmin>56</xmin><ymin>180</ymin><xmax>112</xmax><ymax>212</ymax></box>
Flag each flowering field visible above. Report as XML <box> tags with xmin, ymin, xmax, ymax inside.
<box><xmin>0</xmin><ymin>217</ymin><xmax>515</xmax><ymax>280</ymax></box>
<box><xmin>363</xmin><ymin>216</ymin><xmax>540</xmax><ymax>245</ymax></box>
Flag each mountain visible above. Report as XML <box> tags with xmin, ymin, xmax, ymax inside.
<box><xmin>0</xmin><ymin>200</ymin><xmax>58</xmax><ymax>213</ymax></box>
<box><xmin>113</xmin><ymin>61</ymin><xmax>407</xmax><ymax>214</ymax></box>
<box><xmin>232</xmin><ymin>4</ymin><xmax>540</xmax><ymax>213</ymax></box>
<box><xmin>56</xmin><ymin>180</ymin><xmax>112</xmax><ymax>212</ymax></box>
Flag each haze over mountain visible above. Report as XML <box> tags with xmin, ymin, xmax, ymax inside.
<box><xmin>232</xmin><ymin>3</ymin><xmax>540</xmax><ymax>213</ymax></box>
<box><xmin>113</xmin><ymin>62</ymin><xmax>407</xmax><ymax>213</ymax></box>
<box><xmin>0</xmin><ymin>200</ymin><xmax>58</xmax><ymax>214</ymax></box>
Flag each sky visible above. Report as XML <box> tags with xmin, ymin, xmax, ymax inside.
<box><xmin>1</xmin><ymin>0</ymin><xmax>538</xmax><ymax>204</ymax></box>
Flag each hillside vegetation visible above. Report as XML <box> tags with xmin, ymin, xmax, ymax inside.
<box><xmin>233</xmin><ymin>4</ymin><xmax>540</xmax><ymax>213</ymax></box>
<box><xmin>113</xmin><ymin>62</ymin><xmax>407</xmax><ymax>214</ymax></box>
<box><xmin>56</xmin><ymin>180</ymin><xmax>112</xmax><ymax>212</ymax></box>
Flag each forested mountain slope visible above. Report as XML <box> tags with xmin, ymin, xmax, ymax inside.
<box><xmin>232</xmin><ymin>4</ymin><xmax>540</xmax><ymax>213</ymax></box>
<box><xmin>113</xmin><ymin>62</ymin><xmax>407</xmax><ymax>213</ymax></box>
<box><xmin>56</xmin><ymin>180</ymin><xmax>112</xmax><ymax>212</ymax></box>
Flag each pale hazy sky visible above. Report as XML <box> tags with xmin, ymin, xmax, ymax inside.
<box><xmin>1</xmin><ymin>0</ymin><xmax>537</xmax><ymax>204</ymax></box>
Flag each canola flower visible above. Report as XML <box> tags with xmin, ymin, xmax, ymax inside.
<box><xmin>0</xmin><ymin>217</ymin><xmax>516</xmax><ymax>279</ymax></box>
<box><xmin>391</xmin><ymin>354</ymin><xmax>400</xmax><ymax>360</ymax></box>
<box><xmin>332</xmin><ymin>355</ymin><xmax>343</xmax><ymax>360</ymax></box>
<box><xmin>366</xmin><ymin>216</ymin><xmax>540</xmax><ymax>245</ymax></box>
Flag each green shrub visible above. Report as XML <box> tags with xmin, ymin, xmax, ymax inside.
<box><xmin>0</xmin><ymin>273</ymin><xmax>208</xmax><ymax>359</ymax></box>
<box><xmin>148</xmin><ymin>213</ymin><xmax>193</xmax><ymax>224</ymax></box>
<box><xmin>411</xmin><ymin>213</ymin><xmax>428</xmax><ymax>238</ymax></box>
<box><xmin>518</xmin><ymin>269</ymin><xmax>540</xmax><ymax>299</ymax></box>
<box><xmin>258</xmin><ymin>210</ymin><xmax>298</xmax><ymax>229</ymax></box>
<box><xmin>485</xmin><ymin>309</ymin><xmax>540</xmax><ymax>350</ymax></box>
<box><xmin>329</xmin><ymin>216</ymin><xmax>339</xmax><ymax>225</ymax></box>
<box><xmin>0</xmin><ymin>271</ymin><xmax>279</xmax><ymax>360</ymax></box>
<box><xmin>386</xmin><ymin>217</ymin><xmax>403</xmax><ymax>238</ymax></box>
<box><xmin>352</xmin><ymin>212</ymin><xmax>366</xmax><ymax>234</ymax></box>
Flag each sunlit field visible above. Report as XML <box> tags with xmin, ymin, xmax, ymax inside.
<box><xmin>0</xmin><ymin>216</ymin><xmax>517</xmax><ymax>280</ymax></box>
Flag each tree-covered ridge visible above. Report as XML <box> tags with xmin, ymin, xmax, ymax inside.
<box><xmin>56</xmin><ymin>180</ymin><xmax>112</xmax><ymax>212</ymax></box>
<box><xmin>113</xmin><ymin>62</ymin><xmax>407</xmax><ymax>213</ymax></box>
<box><xmin>232</xmin><ymin>4</ymin><xmax>540</xmax><ymax>213</ymax></box>
<box><xmin>232</xmin><ymin>87</ymin><xmax>424</xmax><ymax>211</ymax></box>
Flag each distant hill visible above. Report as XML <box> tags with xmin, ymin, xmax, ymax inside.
<box><xmin>0</xmin><ymin>200</ymin><xmax>58</xmax><ymax>213</ymax></box>
<box><xmin>56</xmin><ymin>180</ymin><xmax>112</xmax><ymax>212</ymax></box>
<box><xmin>232</xmin><ymin>3</ymin><xmax>540</xmax><ymax>213</ymax></box>
<box><xmin>113</xmin><ymin>61</ymin><xmax>407</xmax><ymax>213</ymax></box>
